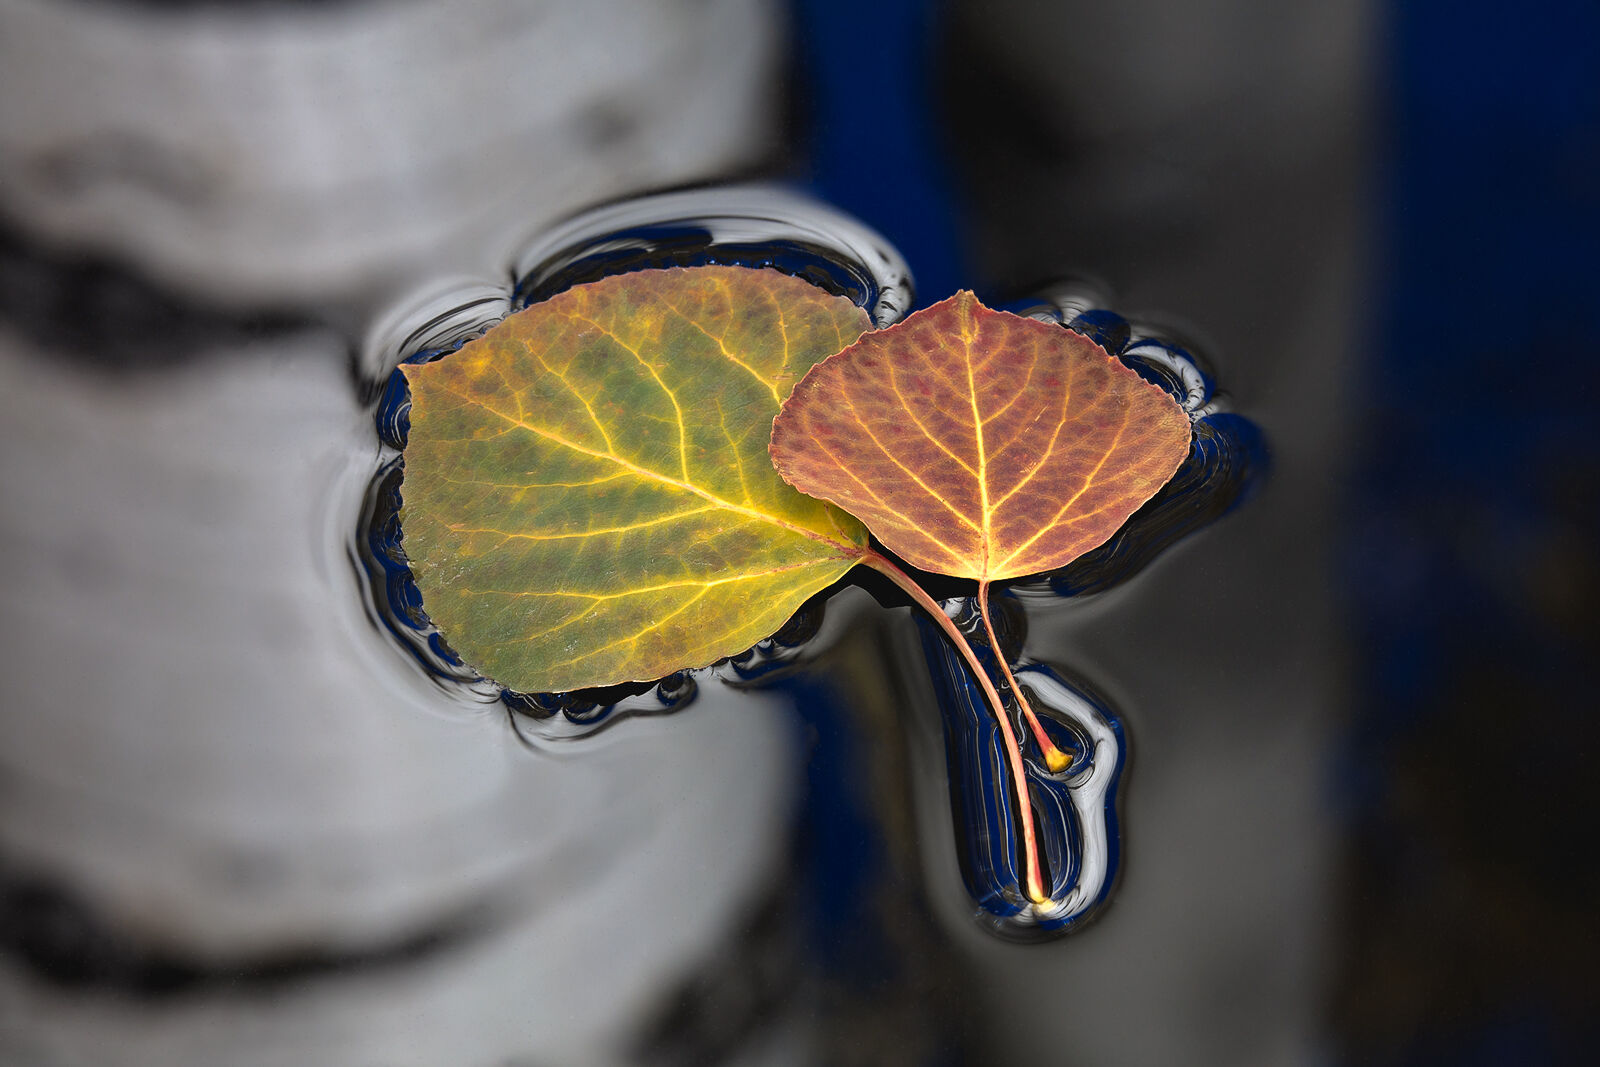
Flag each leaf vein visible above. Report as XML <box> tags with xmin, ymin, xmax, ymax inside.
<box><xmin>567</xmin><ymin>311</ymin><xmax>691</xmax><ymax>480</ymax></box>
<box><xmin>433</xmin><ymin>471</ymin><xmax>632</xmax><ymax>492</ymax></box>
<box><xmin>433</xmin><ymin>380</ymin><xmax>857</xmax><ymax>552</ymax></box>
<box><xmin>960</xmin><ymin>302</ymin><xmax>993</xmax><ymax>573</ymax></box>
<box><xmin>466</xmin><ymin>556</ymin><xmax>848</xmax><ymax>606</ymax></box>
<box><xmin>885</xmin><ymin>359</ymin><xmax>979</xmax><ymax>476</ymax></box>
<box><xmin>801</xmin><ymin>430</ymin><xmax>975</xmax><ymax>572</ymax></box>
<box><xmin>531</xmin><ymin>342</ymin><xmax>614</xmax><ymax>451</ymax></box>
<box><xmin>993</xmin><ymin>412</ymin><xmax>1130</xmax><ymax>572</ymax></box>
<box><xmin>443</xmin><ymin>504</ymin><xmax>719</xmax><ymax>542</ymax></box>
<box><xmin>659</xmin><ymin>294</ymin><xmax>781</xmax><ymax>403</ymax></box>
<box><xmin>839</xmin><ymin>392</ymin><xmax>983</xmax><ymax>534</ymax></box>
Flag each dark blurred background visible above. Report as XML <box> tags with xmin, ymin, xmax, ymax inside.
<box><xmin>1</xmin><ymin>0</ymin><xmax>1595</xmax><ymax>1064</ymax></box>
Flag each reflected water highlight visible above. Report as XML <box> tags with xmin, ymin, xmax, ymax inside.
<box><xmin>918</xmin><ymin>600</ymin><xmax>1126</xmax><ymax>939</ymax></box>
<box><xmin>508</xmin><ymin>183</ymin><xmax>914</xmax><ymax>327</ymax></box>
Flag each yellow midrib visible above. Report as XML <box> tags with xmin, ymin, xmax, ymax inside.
<box><xmin>958</xmin><ymin>297</ymin><xmax>993</xmax><ymax>579</ymax></box>
<box><xmin>434</xmin><ymin>382</ymin><xmax>863</xmax><ymax>558</ymax></box>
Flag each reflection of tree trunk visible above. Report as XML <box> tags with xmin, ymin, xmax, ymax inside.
<box><xmin>0</xmin><ymin>314</ymin><xmax>813</xmax><ymax>1064</ymax></box>
<box><xmin>0</xmin><ymin>0</ymin><xmax>781</xmax><ymax>309</ymax></box>
<box><xmin>937</xmin><ymin>1</ymin><xmax>1372</xmax><ymax>1063</ymax></box>
<box><xmin>0</xmin><ymin>2</ymin><xmax>796</xmax><ymax>1065</ymax></box>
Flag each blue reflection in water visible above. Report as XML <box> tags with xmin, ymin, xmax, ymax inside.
<box><xmin>918</xmin><ymin>606</ymin><xmax>1126</xmax><ymax>940</ymax></box>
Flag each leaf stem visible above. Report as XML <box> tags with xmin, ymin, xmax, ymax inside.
<box><xmin>976</xmin><ymin>581</ymin><xmax>1074</xmax><ymax>775</ymax></box>
<box><xmin>858</xmin><ymin>549</ymin><xmax>1049</xmax><ymax>905</ymax></box>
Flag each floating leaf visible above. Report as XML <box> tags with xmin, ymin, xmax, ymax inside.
<box><xmin>400</xmin><ymin>266</ymin><xmax>872</xmax><ymax>693</ymax></box>
<box><xmin>769</xmin><ymin>290</ymin><xmax>1193</xmax><ymax>583</ymax></box>
<box><xmin>771</xmin><ymin>291</ymin><xmax>1193</xmax><ymax>903</ymax></box>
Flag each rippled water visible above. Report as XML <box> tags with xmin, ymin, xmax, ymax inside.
<box><xmin>353</xmin><ymin>184</ymin><xmax>1263</xmax><ymax>939</ymax></box>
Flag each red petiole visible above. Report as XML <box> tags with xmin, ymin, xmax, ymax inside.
<box><xmin>859</xmin><ymin>549</ymin><xmax>1057</xmax><ymax>905</ymax></box>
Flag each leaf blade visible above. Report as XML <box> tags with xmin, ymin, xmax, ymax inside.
<box><xmin>401</xmin><ymin>266</ymin><xmax>872</xmax><ymax>692</ymax></box>
<box><xmin>770</xmin><ymin>291</ymin><xmax>1192</xmax><ymax>582</ymax></box>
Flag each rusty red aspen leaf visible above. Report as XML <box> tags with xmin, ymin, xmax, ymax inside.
<box><xmin>769</xmin><ymin>290</ymin><xmax>1192</xmax><ymax>582</ymax></box>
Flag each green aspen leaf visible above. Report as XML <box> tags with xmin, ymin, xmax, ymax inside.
<box><xmin>400</xmin><ymin>266</ymin><xmax>873</xmax><ymax>693</ymax></box>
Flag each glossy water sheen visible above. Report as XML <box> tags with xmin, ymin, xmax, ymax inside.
<box><xmin>918</xmin><ymin>596</ymin><xmax>1127</xmax><ymax>940</ymax></box>
<box><xmin>355</xmin><ymin>191</ymin><xmax>1262</xmax><ymax>938</ymax></box>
